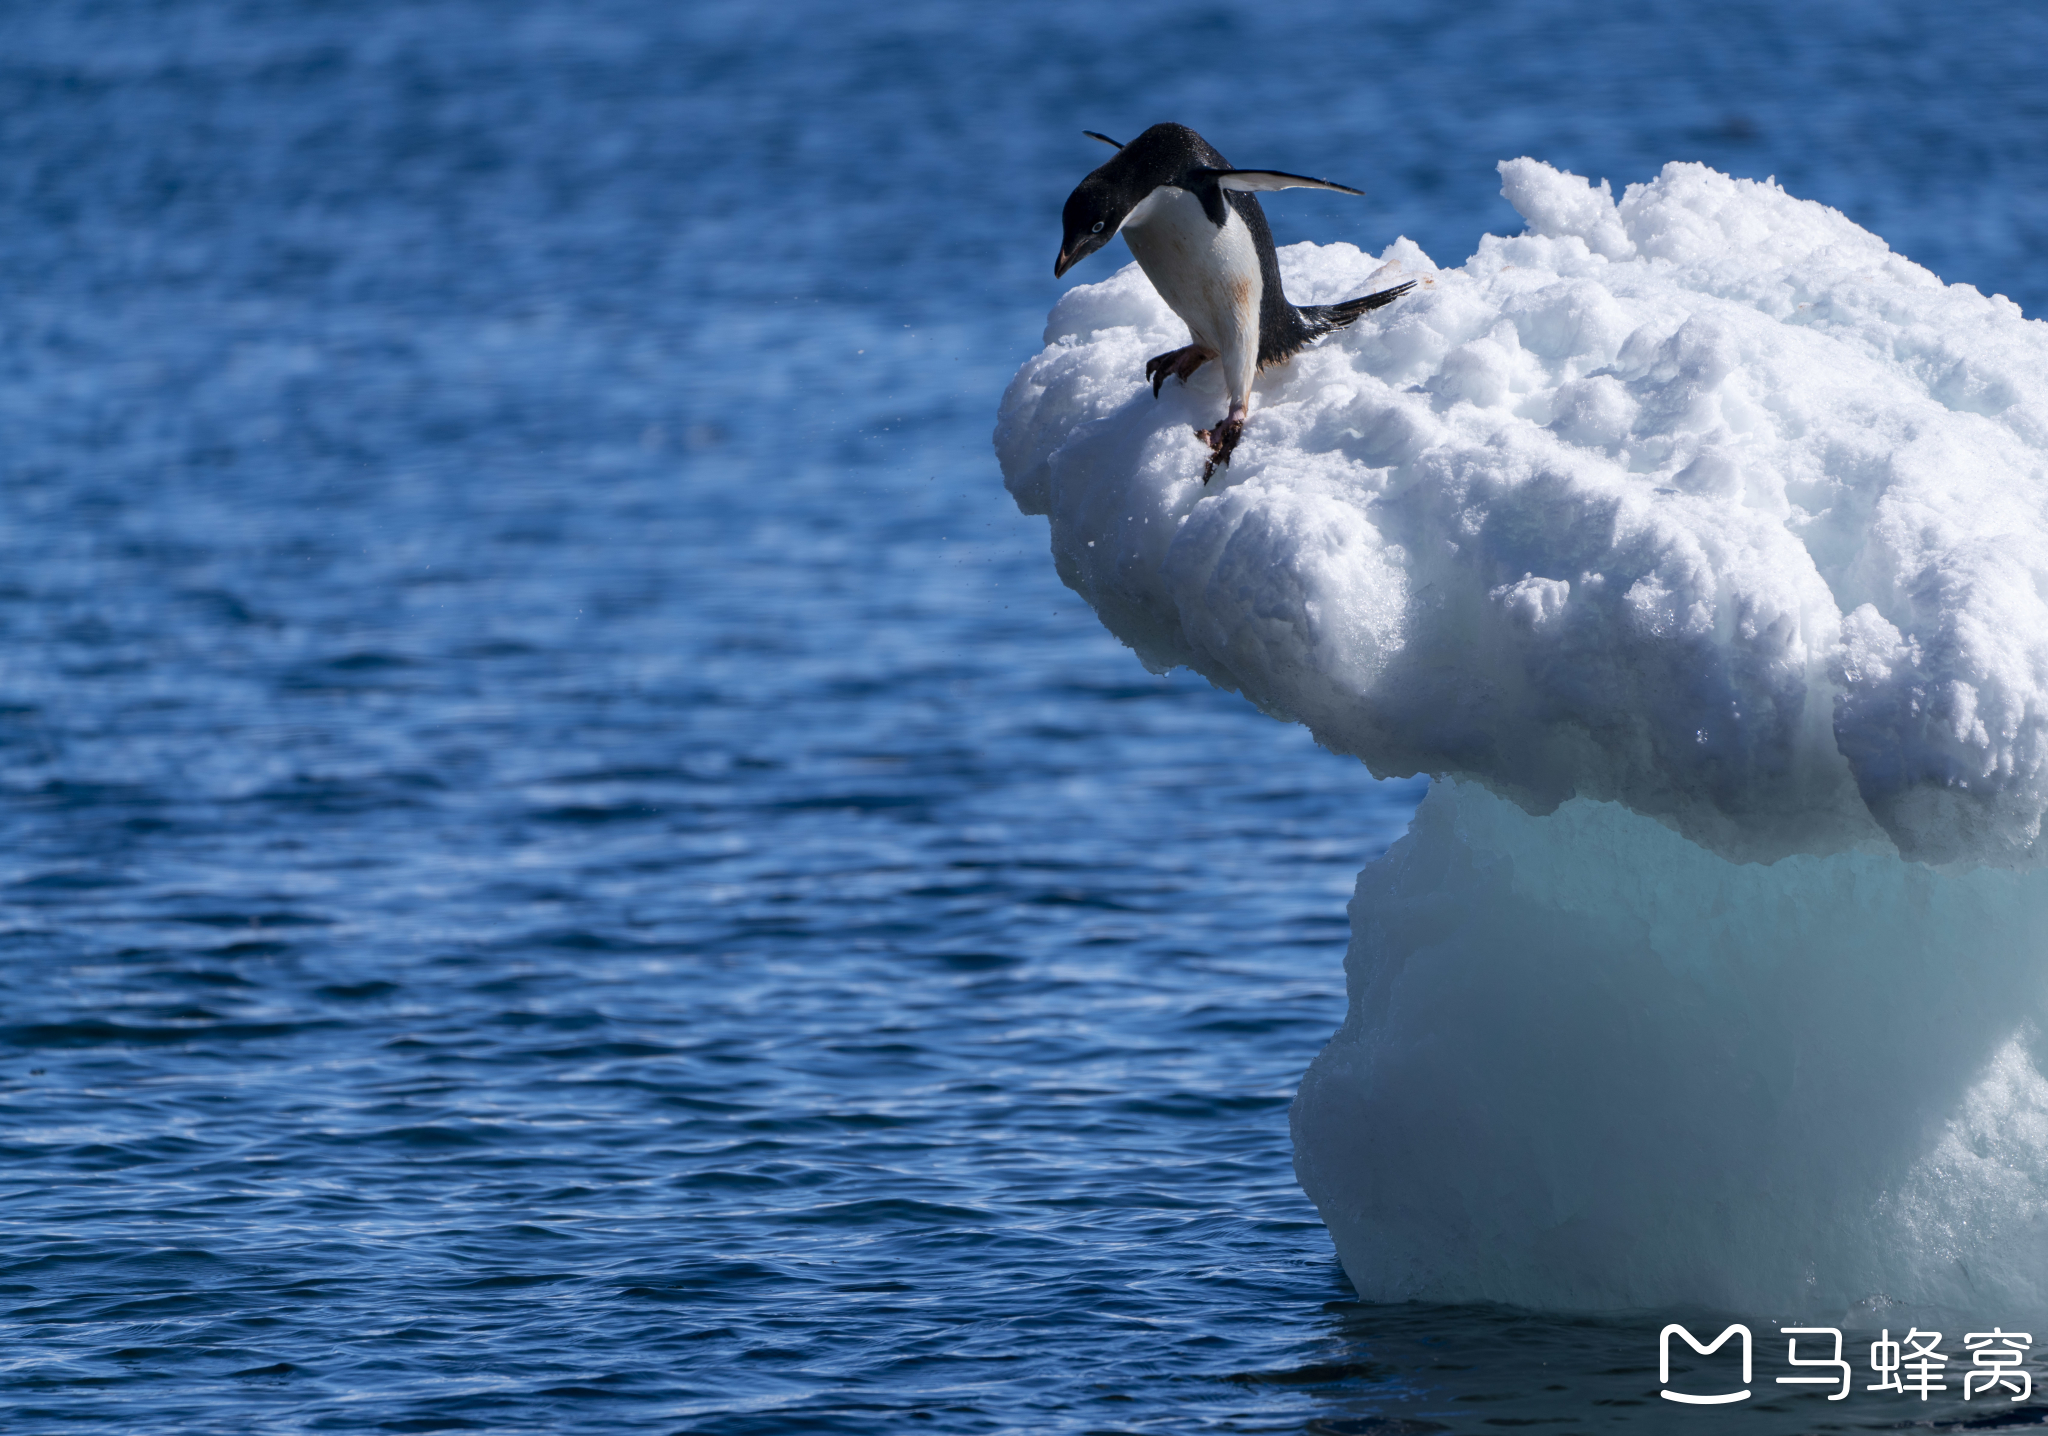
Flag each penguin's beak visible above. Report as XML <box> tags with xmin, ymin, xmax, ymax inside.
<box><xmin>1054</xmin><ymin>233</ymin><xmax>1102</xmax><ymax>279</ymax></box>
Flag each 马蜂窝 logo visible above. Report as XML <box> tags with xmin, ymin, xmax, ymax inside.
<box><xmin>1657</xmin><ymin>1323</ymin><xmax>2031</xmax><ymax>1407</ymax></box>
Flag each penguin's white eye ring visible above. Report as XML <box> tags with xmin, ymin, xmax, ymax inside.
<box><xmin>1091</xmin><ymin>221</ymin><xmax>1105</xmax><ymax>234</ymax></box>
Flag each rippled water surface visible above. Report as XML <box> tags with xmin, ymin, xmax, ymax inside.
<box><xmin>6</xmin><ymin>2</ymin><xmax>2048</xmax><ymax>1431</ymax></box>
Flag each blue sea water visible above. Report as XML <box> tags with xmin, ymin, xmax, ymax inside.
<box><xmin>5</xmin><ymin>2</ymin><xmax>2048</xmax><ymax>1432</ymax></box>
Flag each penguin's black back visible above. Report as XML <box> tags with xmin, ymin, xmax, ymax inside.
<box><xmin>1096</xmin><ymin>124</ymin><xmax>1371</xmax><ymax>369</ymax></box>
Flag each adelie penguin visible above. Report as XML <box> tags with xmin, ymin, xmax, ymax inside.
<box><xmin>1056</xmin><ymin>124</ymin><xmax>1414</xmax><ymax>482</ymax></box>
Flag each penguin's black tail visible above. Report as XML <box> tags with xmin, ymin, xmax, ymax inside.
<box><xmin>1298</xmin><ymin>280</ymin><xmax>1417</xmax><ymax>337</ymax></box>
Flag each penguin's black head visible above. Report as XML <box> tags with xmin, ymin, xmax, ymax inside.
<box><xmin>1055</xmin><ymin>174</ymin><xmax>1129</xmax><ymax>279</ymax></box>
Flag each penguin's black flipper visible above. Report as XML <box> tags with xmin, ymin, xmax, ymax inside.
<box><xmin>1298</xmin><ymin>280</ymin><xmax>1417</xmax><ymax>337</ymax></box>
<box><xmin>1195</xmin><ymin>167</ymin><xmax>1363</xmax><ymax>196</ymax></box>
<box><xmin>1083</xmin><ymin>131</ymin><xmax>1124</xmax><ymax>150</ymax></box>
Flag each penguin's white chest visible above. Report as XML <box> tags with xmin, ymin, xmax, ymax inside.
<box><xmin>1120</xmin><ymin>187</ymin><xmax>1262</xmax><ymax>395</ymax></box>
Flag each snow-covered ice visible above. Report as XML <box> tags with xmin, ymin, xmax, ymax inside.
<box><xmin>998</xmin><ymin>160</ymin><xmax>2048</xmax><ymax>1313</ymax></box>
<box><xmin>999</xmin><ymin>158</ymin><xmax>2048</xmax><ymax>868</ymax></box>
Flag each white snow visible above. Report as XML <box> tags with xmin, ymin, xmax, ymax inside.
<box><xmin>999</xmin><ymin>161</ymin><xmax>2048</xmax><ymax>1314</ymax></box>
<box><xmin>998</xmin><ymin>159</ymin><xmax>2048</xmax><ymax>866</ymax></box>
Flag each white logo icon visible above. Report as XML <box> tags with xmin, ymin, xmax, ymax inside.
<box><xmin>1660</xmin><ymin>1323</ymin><xmax>1752</xmax><ymax>1405</ymax></box>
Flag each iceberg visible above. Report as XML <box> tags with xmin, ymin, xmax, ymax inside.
<box><xmin>997</xmin><ymin>159</ymin><xmax>2048</xmax><ymax>1314</ymax></box>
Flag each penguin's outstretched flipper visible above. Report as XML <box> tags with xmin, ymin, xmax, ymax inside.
<box><xmin>1195</xmin><ymin>167</ymin><xmax>1363</xmax><ymax>196</ymax></box>
<box><xmin>1145</xmin><ymin>343</ymin><xmax>1215</xmax><ymax>397</ymax></box>
<box><xmin>1083</xmin><ymin>131</ymin><xmax>1124</xmax><ymax>150</ymax></box>
<box><xmin>1299</xmin><ymin>280</ymin><xmax>1417</xmax><ymax>337</ymax></box>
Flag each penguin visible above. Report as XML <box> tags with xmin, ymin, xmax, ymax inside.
<box><xmin>1055</xmin><ymin>124</ymin><xmax>1414</xmax><ymax>481</ymax></box>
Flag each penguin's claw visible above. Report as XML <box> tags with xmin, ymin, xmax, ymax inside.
<box><xmin>1144</xmin><ymin>345</ymin><xmax>1215</xmax><ymax>398</ymax></box>
<box><xmin>1195</xmin><ymin>416</ymin><xmax>1245</xmax><ymax>483</ymax></box>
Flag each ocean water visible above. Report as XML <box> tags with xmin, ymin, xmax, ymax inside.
<box><xmin>5</xmin><ymin>2</ymin><xmax>2048</xmax><ymax>1432</ymax></box>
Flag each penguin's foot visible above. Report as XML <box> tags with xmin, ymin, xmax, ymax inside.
<box><xmin>1145</xmin><ymin>344</ymin><xmax>1215</xmax><ymax>398</ymax></box>
<box><xmin>1195</xmin><ymin>415</ymin><xmax>1245</xmax><ymax>483</ymax></box>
